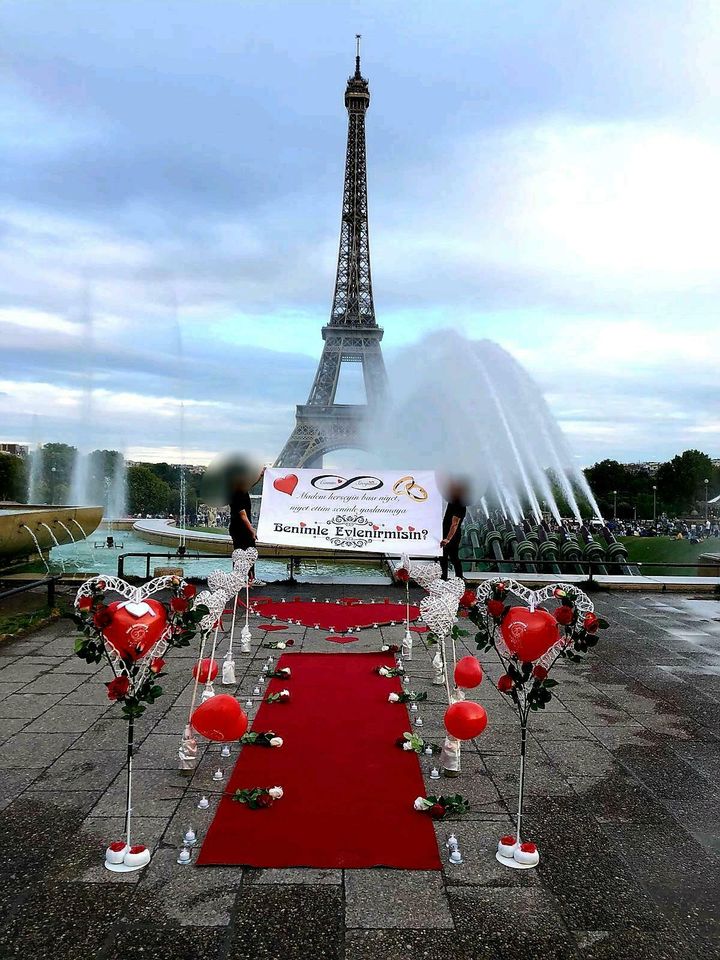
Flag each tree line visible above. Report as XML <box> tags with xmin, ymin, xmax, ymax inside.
<box><xmin>1</xmin><ymin>444</ymin><xmax>716</xmax><ymax>520</ymax></box>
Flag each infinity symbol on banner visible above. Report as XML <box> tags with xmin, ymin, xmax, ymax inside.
<box><xmin>392</xmin><ymin>475</ymin><xmax>429</xmax><ymax>502</ymax></box>
<box><xmin>311</xmin><ymin>475</ymin><xmax>383</xmax><ymax>491</ymax></box>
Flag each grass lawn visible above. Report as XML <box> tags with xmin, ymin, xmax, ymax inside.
<box><xmin>187</xmin><ymin>525</ymin><xmax>227</xmax><ymax>535</ymax></box>
<box><xmin>620</xmin><ymin>536</ymin><xmax>720</xmax><ymax>576</ymax></box>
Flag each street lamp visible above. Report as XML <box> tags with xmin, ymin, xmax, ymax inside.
<box><xmin>613</xmin><ymin>489</ymin><xmax>618</xmax><ymax>519</ymax></box>
<box><xmin>50</xmin><ymin>466</ymin><xmax>57</xmax><ymax>505</ymax></box>
<box><xmin>705</xmin><ymin>478</ymin><xmax>709</xmax><ymax>520</ymax></box>
<box><xmin>652</xmin><ymin>484</ymin><xmax>657</xmax><ymax>523</ymax></box>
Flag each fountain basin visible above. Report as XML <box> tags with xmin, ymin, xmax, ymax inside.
<box><xmin>0</xmin><ymin>504</ymin><xmax>103</xmax><ymax>568</ymax></box>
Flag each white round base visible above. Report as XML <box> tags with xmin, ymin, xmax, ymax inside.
<box><xmin>105</xmin><ymin>859</ymin><xmax>149</xmax><ymax>873</ymax></box>
<box><xmin>495</xmin><ymin>851</ymin><xmax>538</xmax><ymax>870</ymax></box>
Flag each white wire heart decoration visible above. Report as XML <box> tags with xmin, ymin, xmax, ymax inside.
<box><xmin>194</xmin><ymin>589</ymin><xmax>228</xmax><ymax>633</ymax></box>
<box><xmin>475</xmin><ymin>578</ymin><xmax>594</xmax><ymax>668</ymax></box>
<box><xmin>409</xmin><ymin>561</ymin><xmax>443</xmax><ymax>591</ymax></box>
<box><xmin>419</xmin><ymin>592</ymin><xmax>458</xmax><ymax>638</ymax></box>
<box><xmin>207</xmin><ymin>570</ymin><xmax>246</xmax><ymax>596</ymax></box>
<box><xmin>232</xmin><ymin>547</ymin><xmax>258</xmax><ymax>580</ymax></box>
<box><xmin>427</xmin><ymin>576</ymin><xmax>465</xmax><ymax>602</ymax></box>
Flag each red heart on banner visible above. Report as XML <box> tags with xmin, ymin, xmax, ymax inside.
<box><xmin>396</xmin><ymin>526</ymin><xmax>403</xmax><ymax>532</ymax></box>
<box><xmin>299</xmin><ymin>522</ymin><xmax>306</xmax><ymax>528</ymax></box>
<box><xmin>372</xmin><ymin>525</ymin><xmax>380</xmax><ymax>531</ymax></box>
<box><xmin>274</xmin><ymin>474</ymin><xmax>298</xmax><ymax>496</ymax></box>
<box><xmin>408</xmin><ymin>526</ymin><xmax>415</xmax><ymax>531</ymax></box>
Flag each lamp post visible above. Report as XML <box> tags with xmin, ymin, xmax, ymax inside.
<box><xmin>705</xmin><ymin>478</ymin><xmax>709</xmax><ymax>520</ymax></box>
<box><xmin>50</xmin><ymin>466</ymin><xmax>57</xmax><ymax>505</ymax></box>
<box><xmin>613</xmin><ymin>490</ymin><xmax>618</xmax><ymax>519</ymax></box>
<box><xmin>652</xmin><ymin>485</ymin><xmax>657</xmax><ymax>523</ymax></box>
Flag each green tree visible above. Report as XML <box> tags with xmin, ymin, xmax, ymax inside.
<box><xmin>656</xmin><ymin>450</ymin><xmax>718</xmax><ymax>515</ymax></box>
<box><xmin>127</xmin><ymin>465</ymin><xmax>171</xmax><ymax>515</ymax></box>
<box><xmin>38</xmin><ymin>442</ymin><xmax>76</xmax><ymax>504</ymax></box>
<box><xmin>0</xmin><ymin>453</ymin><xmax>27</xmax><ymax>501</ymax></box>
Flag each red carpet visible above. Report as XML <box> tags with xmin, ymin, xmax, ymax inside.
<box><xmin>197</xmin><ymin>653</ymin><xmax>441</xmax><ymax>869</ymax></box>
<box><xmin>250</xmin><ymin>599</ymin><xmax>419</xmax><ymax>632</ymax></box>
<box><xmin>324</xmin><ymin>635</ymin><xmax>359</xmax><ymax>644</ymax></box>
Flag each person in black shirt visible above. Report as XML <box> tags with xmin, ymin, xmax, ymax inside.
<box><xmin>440</xmin><ymin>479</ymin><xmax>468</xmax><ymax>580</ymax></box>
<box><xmin>228</xmin><ymin>465</ymin><xmax>265</xmax><ymax>583</ymax></box>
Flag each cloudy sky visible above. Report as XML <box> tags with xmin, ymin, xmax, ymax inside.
<box><xmin>1</xmin><ymin>0</ymin><xmax>718</xmax><ymax>467</ymax></box>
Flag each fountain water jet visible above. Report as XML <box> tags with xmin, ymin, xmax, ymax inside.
<box><xmin>368</xmin><ymin>331</ymin><xmax>602</xmax><ymax>522</ymax></box>
<box><xmin>20</xmin><ymin>525</ymin><xmax>50</xmax><ymax>573</ymax></box>
<box><xmin>38</xmin><ymin>522</ymin><xmax>66</xmax><ymax>571</ymax></box>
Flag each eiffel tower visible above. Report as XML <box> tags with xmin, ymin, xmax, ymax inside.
<box><xmin>275</xmin><ymin>38</ymin><xmax>388</xmax><ymax>468</ymax></box>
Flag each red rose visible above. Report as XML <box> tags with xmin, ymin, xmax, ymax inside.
<box><xmin>459</xmin><ymin>589</ymin><xmax>476</xmax><ymax>609</ymax></box>
<box><xmin>429</xmin><ymin>803</ymin><xmax>446</xmax><ymax>819</ymax></box>
<box><xmin>257</xmin><ymin>794</ymin><xmax>272</xmax><ymax>808</ymax></box>
<box><xmin>77</xmin><ymin>595</ymin><xmax>93</xmax><ymax>611</ymax></box>
<box><xmin>171</xmin><ymin>597</ymin><xmax>189</xmax><ymax>613</ymax></box>
<box><xmin>396</xmin><ymin>568</ymin><xmax>410</xmax><ymax>583</ymax></box>
<box><xmin>520</xmin><ymin>841</ymin><xmax>537</xmax><ymax>853</ymax></box>
<box><xmin>93</xmin><ymin>606</ymin><xmax>113</xmax><ymax>630</ymax></box>
<box><xmin>554</xmin><ymin>605</ymin><xmax>574</xmax><ymax>626</ymax></box>
<box><xmin>108</xmin><ymin>840</ymin><xmax>127</xmax><ymax>852</ymax></box>
<box><xmin>584</xmin><ymin>612</ymin><xmax>599</xmax><ymax>634</ymax></box>
<box><xmin>286</xmin><ymin>639</ymin><xmax>295</xmax><ymax>646</ymax></box>
<box><xmin>150</xmin><ymin>657</ymin><xmax>166</xmax><ymax>674</ymax></box>
<box><xmin>129</xmin><ymin>844</ymin><xmax>147</xmax><ymax>854</ymax></box>
<box><xmin>487</xmin><ymin>599</ymin><xmax>504</xmax><ymax>619</ymax></box>
<box><xmin>97</xmin><ymin>581</ymin><xmax>107</xmax><ymax>591</ymax></box>
<box><xmin>181</xmin><ymin>583</ymin><xmax>197</xmax><ymax>600</ymax></box>
<box><xmin>500</xmin><ymin>834</ymin><xmax>515</xmax><ymax>845</ymax></box>
<box><xmin>532</xmin><ymin>665</ymin><xmax>548</xmax><ymax>681</ymax></box>
<box><xmin>106</xmin><ymin>675</ymin><xmax>130</xmax><ymax>701</ymax></box>
<box><xmin>497</xmin><ymin>674</ymin><xmax>514</xmax><ymax>694</ymax></box>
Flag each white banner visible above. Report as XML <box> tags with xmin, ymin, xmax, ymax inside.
<box><xmin>257</xmin><ymin>468</ymin><xmax>443</xmax><ymax>556</ymax></box>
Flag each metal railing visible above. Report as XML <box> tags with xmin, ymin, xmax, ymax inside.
<box><xmin>459</xmin><ymin>556</ymin><xmax>720</xmax><ymax>582</ymax></box>
<box><xmin>116</xmin><ymin>550</ymin><xmax>389</xmax><ymax>582</ymax></box>
<box><xmin>0</xmin><ymin>575</ymin><xmax>61</xmax><ymax>607</ymax></box>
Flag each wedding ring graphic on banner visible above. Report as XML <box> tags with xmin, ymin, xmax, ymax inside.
<box><xmin>392</xmin><ymin>476</ymin><xmax>428</xmax><ymax>502</ymax></box>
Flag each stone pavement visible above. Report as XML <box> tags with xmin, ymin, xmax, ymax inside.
<box><xmin>1</xmin><ymin>585</ymin><xmax>719</xmax><ymax>959</ymax></box>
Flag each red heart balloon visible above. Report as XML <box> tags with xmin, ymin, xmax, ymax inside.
<box><xmin>454</xmin><ymin>655</ymin><xmax>483</xmax><ymax>689</ymax></box>
<box><xmin>103</xmin><ymin>600</ymin><xmax>168</xmax><ymax>661</ymax></box>
<box><xmin>192</xmin><ymin>658</ymin><xmax>218</xmax><ymax>683</ymax></box>
<box><xmin>444</xmin><ymin>701</ymin><xmax>488</xmax><ymax>740</ymax></box>
<box><xmin>501</xmin><ymin>606</ymin><xmax>559</xmax><ymax>662</ymax></box>
<box><xmin>191</xmin><ymin>695</ymin><xmax>248</xmax><ymax>742</ymax></box>
<box><xmin>273</xmin><ymin>474</ymin><xmax>298</xmax><ymax>496</ymax></box>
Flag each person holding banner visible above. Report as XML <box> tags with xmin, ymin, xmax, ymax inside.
<box><xmin>228</xmin><ymin>464</ymin><xmax>266</xmax><ymax>584</ymax></box>
<box><xmin>440</xmin><ymin>479</ymin><xmax>468</xmax><ymax>580</ymax></box>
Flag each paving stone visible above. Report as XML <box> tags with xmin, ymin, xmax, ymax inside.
<box><xmin>0</xmin><ymin>692</ymin><xmax>64</xmax><ymax>719</ymax></box>
<box><xmin>346</xmin><ymin>929</ymin><xmax>481</xmax><ymax>960</ymax></box>
<box><xmin>248</xmin><ymin>867</ymin><xmax>342</xmax><ymax>884</ymax></box>
<box><xmin>33</xmin><ymin>748</ymin><xmax>126</xmax><ymax>791</ymax></box>
<box><xmin>106</xmin><ymin>924</ymin><xmax>229</xmax><ymax>960</ymax></box>
<box><xmin>20</xmin><ymin>672</ymin><xmax>87</xmax><ymax>694</ymax></box>
<box><xmin>228</xmin><ymin>884</ymin><xmax>343</xmax><ymax>959</ymax></box>
<box><xmin>24</xmin><ymin>701</ymin><xmax>110</xmax><ymax>733</ymax></box>
<box><xmin>0</xmin><ymin>730</ymin><xmax>81</xmax><ymax>768</ymax></box>
<box><xmin>345</xmin><ymin>869</ymin><xmax>453</xmax><ymax>929</ymax></box>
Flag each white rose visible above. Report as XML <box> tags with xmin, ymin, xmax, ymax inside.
<box><xmin>276</xmin><ymin>642</ymin><xmax>286</xmax><ymax>649</ymax></box>
<box><xmin>413</xmin><ymin>797</ymin><xmax>432</xmax><ymax>811</ymax></box>
<box><xmin>381</xmin><ymin>645</ymin><xmax>389</xmax><ymax>652</ymax></box>
<box><xmin>280</xmin><ymin>689</ymin><xmax>290</xmax><ymax>697</ymax></box>
<box><xmin>388</xmin><ymin>692</ymin><xmax>400</xmax><ymax>703</ymax></box>
<box><xmin>269</xmin><ymin>736</ymin><xmax>283</xmax><ymax>748</ymax></box>
<box><xmin>402</xmin><ymin>742</ymin><xmax>413</xmax><ymax>751</ymax></box>
<box><xmin>282</xmin><ymin>667</ymin><xmax>291</xmax><ymax>676</ymax></box>
<box><xmin>379</xmin><ymin>667</ymin><xmax>389</xmax><ymax>677</ymax></box>
<box><xmin>268</xmin><ymin>786</ymin><xmax>284</xmax><ymax>800</ymax></box>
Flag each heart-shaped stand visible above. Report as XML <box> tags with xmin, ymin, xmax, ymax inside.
<box><xmin>475</xmin><ymin>578</ymin><xmax>595</xmax><ymax>869</ymax></box>
<box><xmin>76</xmin><ymin>576</ymin><xmax>193</xmax><ymax>875</ymax></box>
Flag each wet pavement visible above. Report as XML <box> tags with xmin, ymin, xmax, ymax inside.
<box><xmin>0</xmin><ymin>585</ymin><xmax>719</xmax><ymax>959</ymax></box>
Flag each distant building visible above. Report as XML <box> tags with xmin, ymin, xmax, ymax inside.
<box><xmin>625</xmin><ymin>462</ymin><xmax>662</xmax><ymax>474</ymax></box>
<box><xmin>0</xmin><ymin>443</ymin><xmax>28</xmax><ymax>458</ymax></box>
